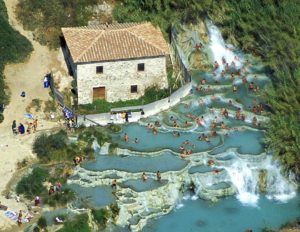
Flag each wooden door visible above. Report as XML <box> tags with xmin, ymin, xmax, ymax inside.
<box><xmin>93</xmin><ymin>87</ymin><xmax>106</xmax><ymax>100</ymax></box>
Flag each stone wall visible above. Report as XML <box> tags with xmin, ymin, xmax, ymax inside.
<box><xmin>76</xmin><ymin>56</ymin><xmax>168</xmax><ymax>104</ymax></box>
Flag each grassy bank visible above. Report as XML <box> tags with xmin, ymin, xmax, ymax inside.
<box><xmin>113</xmin><ymin>0</ymin><xmax>300</xmax><ymax>177</ymax></box>
<box><xmin>77</xmin><ymin>86</ymin><xmax>170</xmax><ymax>114</ymax></box>
<box><xmin>0</xmin><ymin>0</ymin><xmax>33</xmax><ymax>122</ymax></box>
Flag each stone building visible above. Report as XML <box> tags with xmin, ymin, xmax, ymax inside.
<box><xmin>62</xmin><ymin>22</ymin><xmax>169</xmax><ymax>105</ymax></box>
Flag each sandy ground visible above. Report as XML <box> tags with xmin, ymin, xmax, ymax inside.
<box><xmin>0</xmin><ymin>0</ymin><xmax>71</xmax><ymax>230</ymax></box>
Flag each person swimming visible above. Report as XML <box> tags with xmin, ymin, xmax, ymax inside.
<box><xmin>220</xmin><ymin>122</ymin><xmax>226</xmax><ymax>129</ymax></box>
<box><xmin>213</xmin><ymin>116</ymin><xmax>218</xmax><ymax>124</ymax></box>
<box><xmin>233</xmin><ymin>85</ymin><xmax>238</xmax><ymax>92</ymax></box>
<box><xmin>221</xmin><ymin>70</ymin><xmax>225</xmax><ymax>78</ymax></box>
<box><xmin>156</xmin><ymin>171</ymin><xmax>161</xmax><ymax>182</ymax></box>
<box><xmin>124</xmin><ymin>133</ymin><xmax>129</xmax><ymax>142</ymax></box>
<box><xmin>207</xmin><ymin>159</ymin><xmax>215</xmax><ymax>166</ymax></box>
<box><xmin>252</xmin><ymin>116</ymin><xmax>258</xmax><ymax>127</ymax></box>
<box><xmin>224</xmin><ymin>109</ymin><xmax>229</xmax><ymax>119</ymax></box>
<box><xmin>111</xmin><ymin>179</ymin><xmax>117</xmax><ymax>188</ymax></box>
<box><xmin>222</xmin><ymin>57</ymin><xmax>226</xmax><ymax>64</ymax></box>
<box><xmin>214</xmin><ymin>61</ymin><xmax>219</xmax><ymax>70</ymax></box>
<box><xmin>236</xmin><ymin>108</ymin><xmax>241</xmax><ymax>120</ymax></box>
<box><xmin>142</xmin><ymin>172</ymin><xmax>148</xmax><ymax>181</ymax></box>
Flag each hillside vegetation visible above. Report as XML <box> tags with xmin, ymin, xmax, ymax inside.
<box><xmin>0</xmin><ymin>0</ymin><xmax>32</xmax><ymax>122</ymax></box>
<box><xmin>113</xmin><ymin>0</ymin><xmax>300</xmax><ymax>177</ymax></box>
<box><xmin>16</xmin><ymin>0</ymin><xmax>99</xmax><ymax>48</ymax></box>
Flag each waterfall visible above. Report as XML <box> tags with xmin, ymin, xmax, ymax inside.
<box><xmin>206</xmin><ymin>21</ymin><xmax>243</xmax><ymax>68</ymax></box>
<box><xmin>264</xmin><ymin>157</ymin><xmax>296</xmax><ymax>202</ymax></box>
<box><xmin>92</xmin><ymin>139</ymin><xmax>101</xmax><ymax>153</ymax></box>
<box><xmin>222</xmin><ymin>161</ymin><xmax>259</xmax><ymax>205</ymax></box>
<box><xmin>141</xmin><ymin>194</ymin><xmax>149</xmax><ymax>212</ymax></box>
<box><xmin>221</xmin><ymin>156</ymin><xmax>296</xmax><ymax>205</ymax></box>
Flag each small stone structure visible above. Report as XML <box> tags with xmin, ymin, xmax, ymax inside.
<box><xmin>62</xmin><ymin>22</ymin><xmax>170</xmax><ymax>104</ymax></box>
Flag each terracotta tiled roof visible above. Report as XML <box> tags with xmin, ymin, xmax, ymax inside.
<box><xmin>62</xmin><ymin>22</ymin><xmax>169</xmax><ymax>63</ymax></box>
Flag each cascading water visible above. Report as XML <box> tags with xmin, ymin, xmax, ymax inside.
<box><xmin>206</xmin><ymin>20</ymin><xmax>243</xmax><ymax>68</ymax></box>
<box><xmin>219</xmin><ymin>155</ymin><xmax>296</xmax><ymax>205</ymax></box>
<box><xmin>65</xmin><ymin>20</ymin><xmax>299</xmax><ymax>232</ymax></box>
<box><xmin>222</xmin><ymin>161</ymin><xmax>259</xmax><ymax>205</ymax></box>
<box><xmin>264</xmin><ymin>156</ymin><xmax>296</xmax><ymax>202</ymax></box>
<box><xmin>92</xmin><ymin>139</ymin><xmax>101</xmax><ymax>153</ymax></box>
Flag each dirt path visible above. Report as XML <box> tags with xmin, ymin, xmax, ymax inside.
<box><xmin>0</xmin><ymin>0</ymin><xmax>70</xmax><ymax>230</ymax></box>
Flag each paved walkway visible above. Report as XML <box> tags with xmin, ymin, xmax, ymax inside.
<box><xmin>77</xmin><ymin>82</ymin><xmax>192</xmax><ymax>126</ymax></box>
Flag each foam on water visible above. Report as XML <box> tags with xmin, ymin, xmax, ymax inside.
<box><xmin>207</xmin><ymin>21</ymin><xmax>243</xmax><ymax>68</ymax></box>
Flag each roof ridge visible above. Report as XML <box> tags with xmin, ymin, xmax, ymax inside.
<box><xmin>125</xmin><ymin>23</ymin><xmax>167</xmax><ymax>54</ymax></box>
<box><xmin>75</xmin><ymin>31</ymin><xmax>105</xmax><ymax>62</ymax></box>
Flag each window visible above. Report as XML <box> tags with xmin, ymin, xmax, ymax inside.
<box><xmin>96</xmin><ymin>66</ymin><xmax>103</xmax><ymax>74</ymax></box>
<box><xmin>137</xmin><ymin>63</ymin><xmax>145</xmax><ymax>71</ymax></box>
<box><xmin>131</xmin><ymin>85</ymin><xmax>138</xmax><ymax>93</ymax></box>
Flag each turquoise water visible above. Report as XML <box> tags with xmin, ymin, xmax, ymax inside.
<box><xmin>83</xmin><ymin>152</ymin><xmax>188</xmax><ymax>173</ymax></box>
<box><xmin>120</xmin><ymin>178</ymin><xmax>168</xmax><ymax>192</ymax></box>
<box><xmin>114</xmin><ymin>124</ymin><xmax>222</xmax><ymax>153</ymax></box>
<box><xmin>210</xmin><ymin>130</ymin><xmax>264</xmax><ymax>155</ymax></box>
<box><xmin>143</xmin><ymin>194</ymin><xmax>300</xmax><ymax>232</ymax></box>
<box><xmin>66</xmin><ymin>22</ymin><xmax>299</xmax><ymax>232</ymax></box>
<box><xmin>68</xmin><ymin>184</ymin><xmax>115</xmax><ymax>208</ymax></box>
<box><xmin>188</xmin><ymin>165</ymin><xmax>215</xmax><ymax>174</ymax></box>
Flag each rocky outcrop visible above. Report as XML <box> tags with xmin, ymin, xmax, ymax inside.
<box><xmin>259</xmin><ymin>169</ymin><xmax>267</xmax><ymax>193</ymax></box>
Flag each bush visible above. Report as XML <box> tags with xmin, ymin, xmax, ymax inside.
<box><xmin>43</xmin><ymin>188</ymin><xmax>76</xmax><ymax>207</ymax></box>
<box><xmin>77</xmin><ymin>130</ymin><xmax>94</xmax><ymax>144</ymax></box>
<box><xmin>37</xmin><ymin>216</ymin><xmax>47</xmax><ymax>229</ymax></box>
<box><xmin>33</xmin><ymin>226</ymin><xmax>40</xmax><ymax>232</ymax></box>
<box><xmin>0</xmin><ymin>113</ymin><xmax>3</xmax><ymax>123</ymax></box>
<box><xmin>91</xmin><ymin>208</ymin><xmax>110</xmax><ymax>228</ymax></box>
<box><xmin>16</xmin><ymin>0</ymin><xmax>98</xmax><ymax>48</ymax></box>
<box><xmin>94</xmin><ymin>129</ymin><xmax>111</xmax><ymax>146</ymax></box>
<box><xmin>57</xmin><ymin>213</ymin><xmax>91</xmax><ymax>232</ymax></box>
<box><xmin>33</xmin><ymin>130</ymin><xmax>68</xmax><ymax>161</ymax></box>
<box><xmin>107</xmin><ymin>124</ymin><xmax>122</xmax><ymax>133</ymax></box>
<box><xmin>16</xmin><ymin>167</ymin><xmax>49</xmax><ymax>199</ymax></box>
<box><xmin>109</xmin><ymin>203</ymin><xmax>120</xmax><ymax>220</ymax></box>
<box><xmin>108</xmin><ymin>142</ymin><xmax>118</xmax><ymax>155</ymax></box>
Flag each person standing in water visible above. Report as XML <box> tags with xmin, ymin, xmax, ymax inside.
<box><xmin>156</xmin><ymin>171</ymin><xmax>161</xmax><ymax>182</ymax></box>
<box><xmin>124</xmin><ymin>133</ymin><xmax>129</xmax><ymax>142</ymax></box>
<box><xmin>142</xmin><ymin>172</ymin><xmax>148</xmax><ymax>182</ymax></box>
<box><xmin>111</xmin><ymin>179</ymin><xmax>117</xmax><ymax>189</ymax></box>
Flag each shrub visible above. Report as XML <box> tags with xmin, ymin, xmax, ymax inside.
<box><xmin>107</xmin><ymin>124</ymin><xmax>122</xmax><ymax>133</ymax></box>
<box><xmin>33</xmin><ymin>226</ymin><xmax>40</xmax><ymax>232</ymax></box>
<box><xmin>16</xmin><ymin>167</ymin><xmax>49</xmax><ymax>199</ymax></box>
<box><xmin>91</xmin><ymin>208</ymin><xmax>110</xmax><ymax>228</ymax></box>
<box><xmin>108</xmin><ymin>142</ymin><xmax>118</xmax><ymax>155</ymax></box>
<box><xmin>57</xmin><ymin>213</ymin><xmax>91</xmax><ymax>232</ymax></box>
<box><xmin>94</xmin><ymin>129</ymin><xmax>111</xmax><ymax>146</ymax></box>
<box><xmin>109</xmin><ymin>203</ymin><xmax>120</xmax><ymax>220</ymax></box>
<box><xmin>37</xmin><ymin>216</ymin><xmax>47</xmax><ymax>229</ymax></box>
<box><xmin>33</xmin><ymin>130</ymin><xmax>67</xmax><ymax>161</ymax></box>
<box><xmin>16</xmin><ymin>0</ymin><xmax>98</xmax><ymax>48</ymax></box>
<box><xmin>77</xmin><ymin>130</ymin><xmax>94</xmax><ymax>144</ymax></box>
<box><xmin>43</xmin><ymin>188</ymin><xmax>76</xmax><ymax>207</ymax></box>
